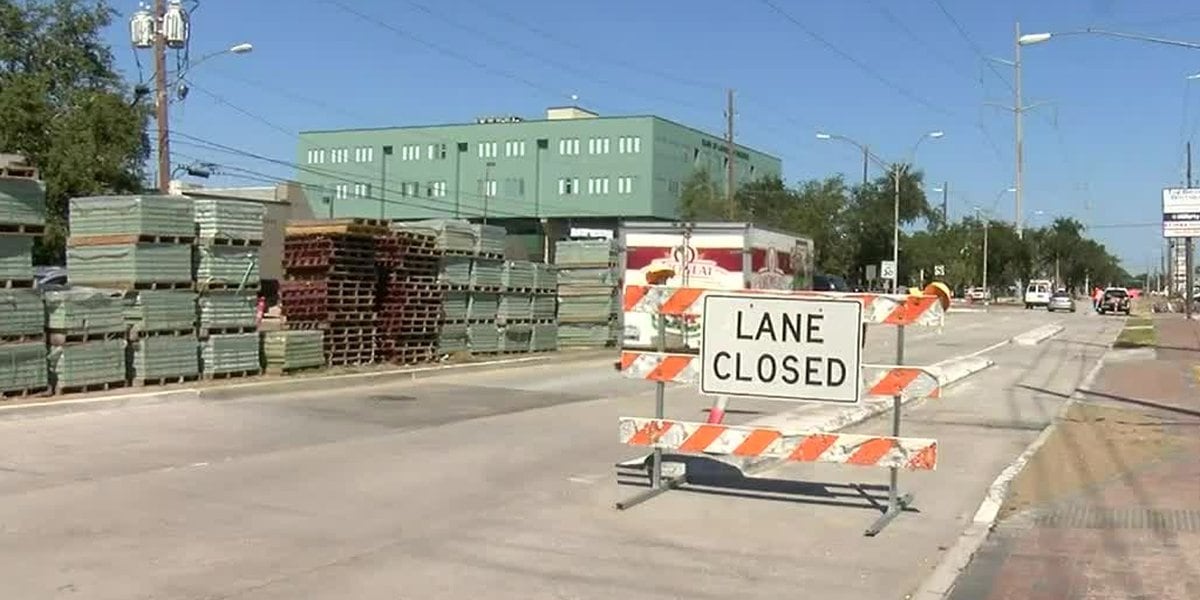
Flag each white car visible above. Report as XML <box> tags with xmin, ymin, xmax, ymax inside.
<box><xmin>1024</xmin><ymin>280</ymin><xmax>1052</xmax><ymax>309</ymax></box>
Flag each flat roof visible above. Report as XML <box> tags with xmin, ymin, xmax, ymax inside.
<box><xmin>299</xmin><ymin>113</ymin><xmax>780</xmax><ymax>161</ymax></box>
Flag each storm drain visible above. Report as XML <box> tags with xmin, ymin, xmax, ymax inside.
<box><xmin>1034</xmin><ymin>505</ymin><xmax>1200</xmax><ymax>532</ymax></box>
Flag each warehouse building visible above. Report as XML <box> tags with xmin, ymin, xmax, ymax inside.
<box><xmin>295</xmin><ymin>106</ymin><xmax>781</xmax><ymax>258</ymax></box>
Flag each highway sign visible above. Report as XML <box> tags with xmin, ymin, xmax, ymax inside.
<box><xmin>933</xmin><ymin>264</ymin><xmax>946</xmax><ymax>277</ymax></box>
<box><xmin>880</xmin><ymin>260</ymin><xmax>897</xmax><ymax>280</ymax></box>
<box><xmin>699</xmin><ymin>293</ymin><xmax>863</xmax><ymax>404</ymax></box>
<box><xmin>1163</xmin><ymin>188</ymin><xmax>1200</xmax><ymax>238</ymax></box>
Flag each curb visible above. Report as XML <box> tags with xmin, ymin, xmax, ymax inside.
<box><xmin>907</xmin><ymin>342</ymin><xmax>1112</xmax><ymax>600</ymax></box>
<box><xmin>1012</xmin><ymin>323</ymin><xmax>1064</xmax><ymax>346</ymax></box>
<box><xmin>0</xmin><ymin>350</ymin><xmax>613</xmax><ymax>418</ymax></box>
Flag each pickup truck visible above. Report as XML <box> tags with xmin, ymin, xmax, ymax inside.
<box><xmin>1098</xmin><ymin>287</ymin><xmax>1132</xmax><ymax>315</ymax></box>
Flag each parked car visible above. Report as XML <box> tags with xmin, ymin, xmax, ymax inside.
<box><xmin>1024</xmin><ymin>279</ymin><xmax>1053</xmax><ymax>309</ymax></box>
<box><xmin>1047</xmin><ymin>290</ymin><xmax>1075</xmax><ymax>313</ymax></box>
<box><xmin>1098</xmin><ymin>287</ymin><xmax>1131</xmax><ymax>315</ymax></box>
<box><xmin>813</xmin><ymin>274</ymin><xmax>850</xmax><ymax>292</ymax></box>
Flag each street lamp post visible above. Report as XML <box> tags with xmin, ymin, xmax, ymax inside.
<box><xmin>816</xmin><ymin>131</ymin><xmax>943</xmax><ymax>292</ymax></box>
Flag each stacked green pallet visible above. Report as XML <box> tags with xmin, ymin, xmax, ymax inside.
<box><xmin>67</xmin><ymin>243</ymin><xmax>192</xmax><ymax>285</ymax></box>
<box><xmin>195</xmin><ymin>199</ymin><xmax>265</xmax><ymax>243</ymax></box>
<box><xmin>441</xmin><ymin>291</ymin><xmax>469</xmax><ymax>322</ymax></box>
<box><xmin>123</xmin><ymin>290</ymin><xmax>199</xmax><ymax>384</ymax></box>
<box><xmin>262</xmin><ymin>330</ymin><xmax>324</xmax><ymax>374</ymax></box>
<box><xmin>531</xmin><ymin>322</ymin><xmax>558</xmax><ymax>352</ymax></box>
<box><xmin>47</xmin><ymin>339</ymin><xmax>125</xmax><ymax>393</ymax></box>
<box><xmin>502</xmin><ymin>261</ymin><xmax>536</xmax><ymax>290</ymax></box>
<box><xmin>466</xmin><ymin>323</ymin><xmax>500</xmax><ymax>353</ymax></box>
<box><xmin>498</xmin><ymin>294</ymin><xmax>531</xmax><ymax>321</ymax></box>
<box><xmin>531</xmin><ymin>262</ymin><xmax>558</xmax><ymax>292</ymax></box>
<box><xmin>0</xmin><ymin>176</ymin><xmax>48</xmax><ymax>226</ymax></box>
<box><xmin>129</xmin><ymin>335</ymin><xmax>200</xmax><ymax>384</ymax></box>
<box><xmin>438</xmin><ymin>256</ymin><xmax>473</xmax><ymax>287</ymax></box>
<box><xmin>66</xmin><ymin>195</ymin><xmax>194</xmax><ymax>286</ymax></box>
<box><xmin>68</xmin><ymin>195</ymin><xmax>194</xmax><ymax>237</ymax></box>
<box><xmin>198</xmin><ymin>291</ymin><xmax>257</xmax><ymax>332</ymax></box>
<box><xmin>124</xmin><ymin>291</ymin><xmax>197</xmax><ymax>334</ymax></box>
<box><xmin>201</xmin><ymin>332</ymin><xmax>261</xmax><ymax>376</ymax></box>
<box><xmin>499</xmin><ymin>323</ymin><xmax>531</xmax><ymax>353</ymax></box>
<box><xmin>0</xmin><ymin>289</ymin><xmax>47</xmax><ymax>395</ymax></box>
<box><xmin>195</xmin><ymin>245</ymin><xmax>260</xmax><ymax>289</ymax></box>
<box><xmin>472</xmin><ymin>223</ymin><xmax>507</xmax><ymax>257</ymax></box>
<box><xmin>44</xmin><ymin>289</ymin><xmax>125</xmax><ymax>338</ymax></box>
<box><xmin>0</xmin><ymin>237</ymin><xmax>34</xmax><ymax>280</ymax></box>
<box><xmin>437</xmin><ymin>322</ymin><xmax>469</xmax><ymax>354</ymax></box>
<box><xmin>555</xmin><ymin>239</ymin><xmax>619</xmax><ymax>348</ymax></box>
<box><xmin>531</xmin><ymin>295</ymin><xmax>557</xmax><ymax>321</ymax></box>
<box><xmin>470</xmin><ymin>258</ymin><xmax>504</xmax><ymax>289</ymax></box>
<box><xmin>467</xmin><ymin>292</ymin><xmax>499</xmax><ymax>321</ymax></box>
<box><xmin>393</xmin><ymin>219</ymin><xmax>476</xmax><ymax>254</ymax></box>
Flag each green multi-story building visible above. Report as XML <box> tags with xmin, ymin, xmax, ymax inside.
<box><xmin>295</xmin><ymin>106</ymin><xmax>781</xmax><ymax>254</ymax></box>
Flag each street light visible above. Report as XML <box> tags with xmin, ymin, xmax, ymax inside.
<box><xmin>816</xmin><ymin>130</ymin><xmax>944</xmax><ymax>293</ymax></box>
<box><xmin>174</xmin><ymin>42</ymin><xmax>253</xmax><ymax>100</ymax></box>
<box><xmin>1019</xmin><ymin>28</ymin><xmax>1200</xmax><ymax>50</ymax></box>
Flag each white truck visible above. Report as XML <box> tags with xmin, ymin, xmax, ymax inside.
<box><xmin>620</xmin><ymin>221</ymin><xmax>815</xmax><ymax>351</ymax></box>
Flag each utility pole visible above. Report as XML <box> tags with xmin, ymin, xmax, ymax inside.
<box><xmin>154</xmin><ymin>0</ymin><xmax>170</xmax><ymax>193</ymax></box>
<box><xmin>861</xmin><ymin>146</ymin><xmax>870</xmax><ymax>187</ymax></box>
<box><xmin>725</xmin><ymin>88</ymin><xmax>736</xmax><ymax>220</ymax></box>
<box><xmin>892</xmin><ymin>165</ymin><xmax>901</xmax><ymax>294</ymax></box>
<box><xmin>941</xmin><ymin>181</ymin><xmax>949</xmax><ymax>224</ymax></box>
<box><xmin>1014</xmin><ymin>21</ymin><xmax>1025</xmax><ymax>240</ymax></box>
<box><xmin>1187</xmin><ymin>141</ymin><xmax>1194</xmax><ymax>319</ymax></box>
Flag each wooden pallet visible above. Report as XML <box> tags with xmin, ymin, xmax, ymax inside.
<box><xmin>48</xmin><ymin>330</ymin><xmax>125</xmax><ymax>344</ymax></box>
<box><xmin>198</xmin><ymin>237</ymin><xmax>263</xmax><ymax>247</ymax></box>
<box><xmin>0</xmin><ymin>222</ymin><xmax>45</xmax><ymax>236</ymax></box>
<box><xmin>0</xmin><ymin>386</ymin><xmax>49</xmax><ymax>399</ymax></box>
<box><xmin>202</xmin><ymin>368</ymin><xmax>261</xmax><ymax>380</ymax></box>
<box><xmin>0</xmin><ymin>279</ymin><xmax>34</xmax><ymax>289</ymax></box>
<box><xmin>286</xmin><ymin>219</ymin><xmax>388</xmax><ymax>237</ymax></box>
<box><xmin>132</xmin><ymin>374</ymin><xmax>200</xmax><ymax>387</ymax></box>
<box><xmin>129</xmin><ymin>327</ymin><xmax>197</xmax><ymax>340</ymax></box>
<box><xmin>195</xmin><ymin>281</ymin><xmax>261</xmax><ymax>292</ymax></box>
<box><xmin>198</xmin><ymin>326</ymin><xmax>257</xmax><ymax>337</ymax></box>
<box><xmin>54</xmin><ymin>380</ymin><xmax>126</xmax><ymax>396</ymax></box>
<box><xmin>0</xmin><ymin>333</ymin><xmax>44</xmax><ymax>343</ymax></box>
<box><xmin>78</xmin><ymin>281</ymin><xmax>193</xmax><ymax>291</ymax></box>
<box><xmin>0</xmin><ymin>165</ymin><xmax>38</xmax><ymax>178</ymax></box>
<box><xmin>68</xmin><ymin>233</ymin><xmax>195</xmax><ymax>247</ymax></box>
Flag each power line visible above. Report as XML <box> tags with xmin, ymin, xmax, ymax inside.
<box><xmin>861</xmin><ymin>0</ymin><xmax>975</xmax><ymax>80</ymax></box>
<box><xmin>927</xmin><ymin>0</ymin><xmax>1016</xmax><ymax>93</ymax></box>
<box><xmin>757</xmin><ymin>0</ymin><xmax>957</xmax><ymax>118</ymax></box>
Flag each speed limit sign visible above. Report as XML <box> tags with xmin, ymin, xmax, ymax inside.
<box><xmin>880</xmin><ymin>260</ymin><xmax>897</xmax><ymax>280</ymax></box>
<box><xmin>933</xmin><ymin>264</ymin><xmax>946</xmax><ymax>277</ymax></box>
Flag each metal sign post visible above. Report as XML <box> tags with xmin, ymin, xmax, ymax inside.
<box><xmin>867</xmin><ymin>323</ymin><xmax>909</xmax><ymax>536</ymax></box>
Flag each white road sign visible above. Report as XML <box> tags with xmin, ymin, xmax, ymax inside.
<box><xmin>699</xmin><ymin>294</ymin><xmax>864</xmax><ymax>404</ymax></box>
<box><xmin>933</xmin><ymin>264</ymin><xmax>946</xmax><ymax>277</ymax></box>
<box><xmin>1163</xmin><ymin>188</ymin><xmax>1200</xmax><ymax>238</ymax></box>
<box><xmin>880</xmin><ymin>260</ymin><xmax>897</xmax><ymax>281</ymax></box>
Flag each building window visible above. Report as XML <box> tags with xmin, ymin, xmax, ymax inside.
<box><xmin>478</xmin><ymin>179</ymin><xmax>498</xmax><ymax>197</ymax></box>
<box><xmin>505</xmin><ymin>140</ymin><xmax>526</xmax><ymax>157</ymax></box>
<box><xmin>667</xmin><ymin>180</ymin><xmax>680</xmax><ymax>196</ymax></box>
<box><xmin>334</xmin><ymin>183</ymin><xmax>348</xmax><ymax>200</ymax></box>
<box><xmin>588</xmin><ymin>138</ymin><xmax>610</xmax><ymax>155</ymax></box>
<box><xmin>558</xmin><ymin>138</ymin><xmax>580</xmax><ymax>156</ymax></box>
<box><xmin>400</xmin><ymin>145</ymin><xmax>421</xmax><ymax>161</ymax></box>
<box><xmin>587</xmin><ymin>177</ymin><xmax>609</xmax><ymax>195</ymax></box>
<box><xmin>354</xmin><ymin>147</ymin><xmax>375</xmax><ymax>162</ymax></box>
<box><xmin>558</xmin><ymin>177</ymin><xmax>579</xmax><ymax>195</ymax></box>
<box><xmin>328</xmin><ymin>148</ymin><xmax>349</xmax><ymax>164</ymax></box>
<box><xmin>503</xmin><ymin>177</ymin><xmax>525</xmax><ymax>196</ymax></box>
<box><xmin>618</xmin><ymin>136</ymin><xmax>642</xmax><ymax>154</ymax></box>
<box><xmin>352</xmin><ymin>183</ymin><xmax>373</xmax><ymax>198</ymax></box>
<box><xmin>427</xmin><ymin>144</ymin><xmax>447</xmax><ymax>160</ymax></box>
<box><xmin>617</xmin><ymin>176</ymin><xmax>633</xmax><ymax>194</ymax></box>
<box><xmin>478</xmin><ymin>141</ymin><xmax>498</xmax><ymax>158</ymax></box>
<box><xmin>427</xmin><ymin>180</ymin><xmax>447</xmax><ymax>197</ymax></box>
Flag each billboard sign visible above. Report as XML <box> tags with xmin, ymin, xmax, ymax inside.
<box><xmin>1163</xmin><ymin>188</ymin><xmax>1200</xmax><ymax>238</ymax></box>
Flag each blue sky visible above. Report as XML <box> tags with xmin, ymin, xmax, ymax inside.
<box><xmin>102</xmin><ymin>0</ymin><xmax>1200</xmax><ymax>270</ymax></box>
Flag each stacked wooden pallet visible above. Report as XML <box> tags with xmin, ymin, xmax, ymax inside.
<box><xmin>44</xmin><ymin>288</ymin><xmax>127</xmax><ymax>395</ymax></box>
<box><xmin>374</xmin><ymin>230</ymin><xmax>443</xmax><ymax>364</ymax></box>
<box><xmin>282</xmin><ymin>219</ymin><xmax>384</xmax><ymax>367</ymax></box>
<box><xmin>194</xmin><ymin>198</ymin><xmax>263</xmax><ymax>380</ymax></box>
<box><xmin>0</xmin><ymin>168</ymin><xmax>47</xmax><ymax>398</ymax></box>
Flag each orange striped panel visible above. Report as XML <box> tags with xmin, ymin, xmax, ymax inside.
<box><xmin>619</xmin><ymin>351</ymin><xmax>639</xmax><ymax>371</ymax></box>
<box><xmin>678</xmin><ymin>424</ymin><xmax>727</xmax><ymax>453</ymax></box>
<box><xmin>788</xmin><ymin>433</ymin><xmax>839</xmax><ymax>462</ymax></box>
<box><xmin>846</xmin><ymin>437</ymin><xmax>896</xmax><ymax>466</ymax></box>
<box><xmin>869</xmin><ymin>368</ymin><xmax>922</xmax><ymax>396</ymax></box>
<box><xmin>906</xmin><ymin>443</ymin><xmax>938</xmax><ymax>470</ymax></box>
<box><xmin>732</xmin><ymin>429</ymin><xmax>781</xmax><ymax>456</ymax></box>
<box><xmin>622</xmin><ymin>285</ymin><xmax>649</xmax><ymax>311</ymax></box>
<box><xmin>626</xmin><ymin>420</ymin><xmax>672</xmax><ymax>446</ymax></box>
<box><xmin>646</xmin><ymin>355</ymin><xmax>695</xmax><ymax>382</ymax></box>
<box><xmin>883</xmin><ymin>295</ymin><xmax>938</xmax><ymax>325</ymax></box>
<box><xmin>658</xmin><ymin>287</ymin><xmax>705</xmax><ymax>315</ymax></box>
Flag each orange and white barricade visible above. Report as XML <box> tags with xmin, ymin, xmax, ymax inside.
<box><xmin>614</xmin><ymin>284</ymin><xmax>950</xmax><ymax>536</ymax></box>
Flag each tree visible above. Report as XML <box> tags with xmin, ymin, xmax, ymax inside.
<box><xmin>0</xmin><ymin>0</ymin><xmax>149</xmax><ymax>263</ymax></box>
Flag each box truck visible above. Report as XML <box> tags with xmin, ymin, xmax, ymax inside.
<box><xmin>620</xmin><ymin>221</ymin><xmax>815</xmax><ymax>350</ymax></box>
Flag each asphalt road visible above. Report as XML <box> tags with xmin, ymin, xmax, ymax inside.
<box><xmin>0</xmin><ymin>307</ymin><xmax>1123</xmax><ymax>599</ymax></box>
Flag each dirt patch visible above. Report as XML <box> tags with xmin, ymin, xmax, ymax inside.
<box><xmin>999</xmin><ymin>403</ymin><xmax>1184</xmax><ymax>519</ymax></box>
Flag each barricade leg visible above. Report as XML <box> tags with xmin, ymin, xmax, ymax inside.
<box><xmin>865</xmin><ymin>324</ymin><xmax>914</xmax><ymax>536</ymax></box>
<box><xmin>616</xmin><ymin>313</ymin><xmax>683</xmax><ymax>510</ymax></box>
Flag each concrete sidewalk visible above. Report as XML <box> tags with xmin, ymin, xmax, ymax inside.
<box><xmin>945</xmin><ymin>315</ymin><xmax>1200</xmax><ymax>600</ymax></box>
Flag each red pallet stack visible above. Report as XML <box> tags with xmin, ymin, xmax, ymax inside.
<box><xmin>374</xmin><ymin>230</ymin><xmax>444</xmax><ymax>364</ymax></box>
<box><xmin>281</xmin><ymin>219</ymin><xmax>386</xmax><ymax>366</ymax></box>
